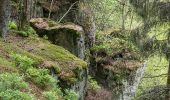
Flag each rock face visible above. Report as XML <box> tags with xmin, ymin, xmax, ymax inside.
<box><xmin>90</xmin><ymin>34</ymin><xmax>146</xmax><ymax>100</ymax></box>
<box><xmin>0</xmin><ymin>33</ymin><xmax>88</xmax><ymax>100</ymax></box>
<box><xmin>119</xmin><ymin>63</ymin><xmax>146</xmax><ymax>100</ymax></box>
<box><xmin>51</xmin><ymin>66</ymin><xmax>87</xmax><ymax>100</ymax></box>
<box><xmin>90</xmin><ymin>53</ymin><xmax>146</xmax><ymax>100</ymax></box>
<box><xmin>30</xmin><ymin>18</ymin><xmax>85</xmax><ymax>59</ymax></box>
<box><xmin>11</xmin><ymin>0</ymin><xmax>96</xmax><ymax>49</ymax></box>
<box><xmin>72</xmin><ymin>70</ymin><xmax>88</xmax><ymax>100</ymax></box>
<box><xmin>30</xmin><ymin>18</ymin><xmax>87</xmax><ymax>100</ymax></box>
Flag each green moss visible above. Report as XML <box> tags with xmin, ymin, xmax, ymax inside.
<box><xmin>48</xmin><ymin>20</ymin><xmax>58</xmax><ymax>27</ymax></box>
<box><xmin>0</xmin><ymin>34</ymin><xmax>87</xmax><ymax>84</ymax></box>
<box><xmin>0</xmin><ymin>56</ymin><xmax>13</xmax><ymax>67</ymax></box>
<box><xmin>32</xmin><ymin>42</ymin><xmax>87</xmax><ymax>70</ymax></box>
<box><xmin>0</xmin><ymin>42</ymin><xmax>44</xmax><ymax>65</ymax></box>
<box><xmin>0</xmin><ymin>54</ymin><xmax>18</xmax><ymax>73</ymax></box>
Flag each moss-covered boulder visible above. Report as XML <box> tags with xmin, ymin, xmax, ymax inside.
<box><xmin>30</xmin><ymin>18</ymin><xmax>85</xmax><ymax>59</ymax></box>
<box><xmin>90</xmin><ymin>31</ymin><xmax>145</xmax><ymax>100</ymax></box>
<box><xmin>0</xmin><ymin>32</ymin><xmax>87</xmax><ymax>87</ymax></box>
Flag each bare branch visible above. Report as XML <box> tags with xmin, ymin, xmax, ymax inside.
<box><xmin>143</xmin><ymin>73</ymin><xmax>168</xmax><ymax>78</ymax></box>
<box><xmin>48</xmin><ymin>0</ymin><xmax>54</xmax><ymax>19</ymax></box>
<box><xmin>58</xmin><ymin>1</ymin><xmax>78</xmax><ymax>23</ymax></box>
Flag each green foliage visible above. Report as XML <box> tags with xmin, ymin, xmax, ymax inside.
<box><xmin>43</xmin><ymin>89</ymin><xmax>63</xmax><ymax>100</ymax></box>
<box><xmin>64</xmin><ymin>89</ymin><xmax>78</xmax><ymax>100</ymax></box>
<box><xmin>43</xmin><ymin>35</ymin><xmax>49</xmax><ymax>40</ymax></box>
<box><xmin>0</xmin><ymin>73</ymin><xmax>28</xmax><ymax>92</ymax></box>
<box><xmin>26</xmin><ymin>68</ymin><xmax>56</xmax><ymax>89</ymax></box>
<box><xmin>43</xmin><ymin>91</ymin><xmax>57</xmax><ymax>100</ymax></box>
<box><xmin>12</xmin><ymin>25</ymin><xmax>36</xmax><ymax>37</ymax></box>
<box><xmin>24</xmin><ymin>25</ymin><xmax>36</xmax><ymax>36</ymax></box>
<box><xmin>8</xmin><ymin>21</ymin><xmax>36</xmax><ymax>37</ymax></box>
<box><xmin>148</xmin><ymin>22</ymin><xmax>170</xmax><ymax>40</ymax></box>
<box><xmin>91</xmin><ymin>44</ymin><xmax>110</xmax><ymax>52</ymax></box>
<box><xmin>12</xmin><ymin>53</ymin><xmax>34</xmax><ymax>72</ymax></box>
<box><xmin>0</xmin><ymin>55</ymin><xmax>14</xmax><ymax>68</ymax></box>
<box><xmin>12</xmin><ymin>54</ymin><xmax>57</xmax><ymax>89</ymax></box>
<box><xmin>8</xmin><ymin>21</ymin><xmax>18</xmax><ymax>30</ymax></box>
<box><xmin>0</xmin><ymin>90</ymin><xmax>34</xmax><ymax>100</ymax></box>
<box><xmin>14</xmin><ymin>30</ymin><xmax>28</xmax><ymax>37</ymax></box>
<box><xmin>88</xmin><ymin>76</ymin><xmax>101</xmax><ymax>91</ymax></box>
<box><xmin>92</xmin><ymin>31</ymin><xmax>141</xmax><ymax>60</ymax></box>
<box><xmin>136</xmin><ymin>54</ymin><xmax>168</xmax><ymax>98</ymax></box>
<box><xmin>91</xmin><ymin>0</ymin><xmax>142</xmax><ymax>30</ymax></box>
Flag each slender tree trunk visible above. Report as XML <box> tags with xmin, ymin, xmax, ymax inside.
<box><xmin>0</xmin><ymin>0</ymin><xmax>10</xmax><ymax>38</ymax></box>
<box><xmin>121</xmin><ymin>0</ymin><xmax>125</xmax><ymax>30</ymax></box>
<box><xmin>166</xmin><ymin>60</ymin><xmax>170</xmax><ymax>100</ymax></box>
<box><xmin>78</xmin><ymin>0</ymin><xmax>96</xmax><ymax>49</ymax></box>
<box><xmin>48</xmin><ymin>0</ymin><xmax>54</xmax><ymax>19</ymax></box>
<box><xmin>18</xmin><ymin>0</ymin><xmax>27</xmax><ymax>30</ymax></box>
<box><xmin>166</xmin><ymin>29</ymin><xmax>170</xmax><ymax>100</ymax></box>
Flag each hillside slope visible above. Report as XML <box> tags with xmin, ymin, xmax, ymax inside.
<box><xmin>0</xmin><ymin>33</ymin><xmax>87</xmax><ymax>100</ymax></box>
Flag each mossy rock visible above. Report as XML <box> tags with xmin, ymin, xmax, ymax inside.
<box><xmin>0</xmin><ymin>33</ymin><xmax>87</xmax><ymax>84</ymax></box>
<box><xmin>90</xmin><ymin>31</ymin><xmax>143</xmax><ymax>85</ymax></box>
<box><xmin>30</xmin><ymin>18</ymin><xmax>85</xmax><ymax>56</ymax></box>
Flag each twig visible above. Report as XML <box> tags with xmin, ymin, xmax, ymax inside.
<box><xmin>58</xmin><ymin>1</ymin><xmax>78</xmax><ymax>23</ymax></box>
<box><xmin>143</xmin><ymin>73</ymin><xmax>168</xmax><ymax>78</ymax></box>
<box><xmin>48</xmin><ymin>0</ymin><xmax>54</xmax><ymax>19</ymax></box>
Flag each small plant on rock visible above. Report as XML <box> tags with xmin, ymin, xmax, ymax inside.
<box><xmin>43</xmin><ymin>89</ymin><xmax>63</xmax><ymax>100</ymax></box>
<box><xmin>88</xmin><ymin>76</ymin><xmax>101</xmax><ymax>91</ymax></box>
<box><xmin>8</xmin><ymin>21</ymin><xmax>18</xmax><ymax>30</ymax></box>
<box><xmin>64</xmin><ymin>89</ymin><xmax>78</xmax><ymax>100</ymax></box>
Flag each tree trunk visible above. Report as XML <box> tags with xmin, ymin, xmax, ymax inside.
<box><xmin>121</xmin><ymin>0</ymin><xmax>125</xmax><ymax>30</ymax></box>
<box><xmin>0</xmin><ymin>0</ymin><xmax>10</xmax><ymax>38</ymax></box>
<box><xmin>78</xmin><ymin>0</ymin><xmax>96</xmax><ymax>48</ymax></box>
<box><xmin>166</xmin><ymin>29</ymin><xmax>170</xmax><ymax>100</ymax></box>
<box><xmin>166</xmin><ymin>60</ymin><xmax>170</xmax><ymax>100</ymax></box>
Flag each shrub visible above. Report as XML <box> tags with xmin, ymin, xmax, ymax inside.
<box><xmin>43</xmin><ymin>91</ymin><xmax>56</xmax><ymax>100</ymax></box>
<box><xmin>8</xmin><ymin>21</ymin><xmax>17</xmax><ymax>30</ymax></box>
<box><xmin>0</xmin><ymin>90</ymin><xmax>34</xmax><ymax>100</ymax></box>
<box><xmin>14</xmin><ymin>31</ymin><xmax>28</xmax><ymax>37</ymax></box>
<box><xmin>12</xmin><ymin>25</ymin><xmax>36</xmax><ymax>37</ymax></box>
<box><xmin>0</xmin><ymin>73</ymin><xmax>28</xmax><ymax>92</ymax></box>
<box><xmin>43</xmin><ymin>35</ymin><xmax>48</xmax><ymax>40</ymax></box>
<box><xmin>43</xmin><ymin>89</ymin><xmax>63</xmax><ymax>100</ymax></box>
<box><xmin>88</xmin><ymin>76</ymin><xmax>101</xmax><ymax>91</ymax></box>
<box><xmin>26</xmin><ymin>68</ymin><xmax>56</xmax><ymax>89</ymax></box>
<box><xmin>64</xmin><ymin>89</ymin><xmax>78</xmax><ymax>100</ymax></box>
<box><xmin>24</xmin><ymin>26</ymin><xmax>36</xmax><ymax>36</ymax></box>
<box><xmin>12</xmin><ymin>53</ymin><xmax>34</xmax><ymax>72</ymax></box>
